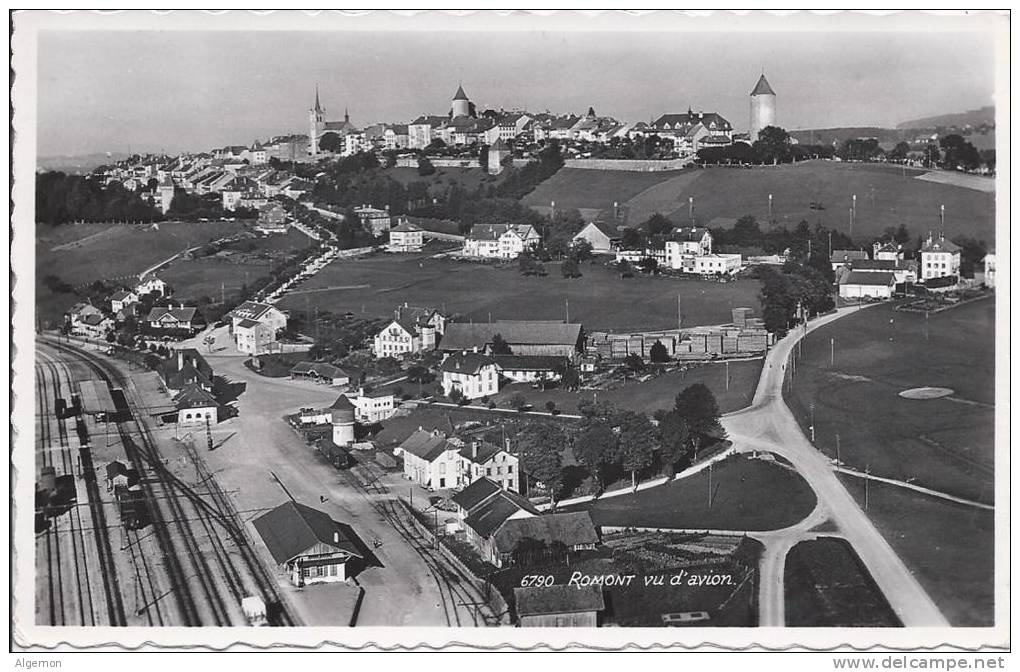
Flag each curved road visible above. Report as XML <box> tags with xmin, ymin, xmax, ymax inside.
<box><xmin>723</xmin><ymin>306</ymin><xmax>950</xmax><ymax>627</ymax></box>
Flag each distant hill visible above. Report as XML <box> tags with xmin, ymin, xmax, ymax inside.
<box><xmin>37</xmin><ymin>152</ymin><xmax>131</xmax><ymax>174</ymax></box>
<box><xmin>896</xmin><ymin>106</ymin><xmax>995</xmax><ymax>131</ymax></box>
<box><xmin>788</xmin><ymin>127</ymin><xmax>905</xmax><ymax>146</ymax></box>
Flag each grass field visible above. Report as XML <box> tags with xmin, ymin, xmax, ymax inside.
<box><xmin>279</xmin><ymin>255</ymin><xmax>762</xmax><ymax>331</ymax></box>
<box><xmin>784</xmin><ymin>537</ymin><xmax>901</xmax><ymax>627</ymax></box>
<box><xmin>785</xmin><ymin>298</ymin><xmax>994</xmax><ymax>503</ymax></box>
<box><xmin>525</xmin><ymin>161</ymin><xmax>995</xmax><ymax>244</ymax></box>
<box><xmin>34</xmin><ymin>220</ymin><xmax>248</xmax><ymax>326</ymax></box>
<box><xmin>564</xmin><ymin>454</ymin><xmax>816</xmax><ymax>532</ymax></box>
<box><xmin>384</xmin><ymin>166</ymin><xmax>505</xmax><ymax>197</ymax></box>
<box><xmin>839</xmin><ymin>475</ymin><xmax>994</xmax><ymax>627</ymax></box>
<box><xmin>492</xmin><ymin>358</ymin><xmax>763</xmax><ymax>416</ymax></box>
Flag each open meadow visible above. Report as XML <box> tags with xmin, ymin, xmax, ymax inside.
<box><xmin>525</xmin><ymin>161</ymin><xmax>995</xmax><ymax>244</ymax></box>
<box><xmin>280</xmin><ymin>254</ymin><xmax>763</xmax><ymax>331</ymax></box>
<box><xmin>34</xmin><ymin>220</ymin><xmax>248</xmax><ymax>326</ymax></box>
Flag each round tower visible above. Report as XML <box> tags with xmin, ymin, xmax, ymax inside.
<box><xmin>451</xmin><ymin>84</ymin><xmax>471</xmax><ymax>118</ymax></box>
<box><xmin>330</xmin><ymin>395</ymin><xmax>355</xmax><ymax>447</ymax></box>
<box><xmin>749</xmin><ymin>73</ymin><xmax>777</xmax><ymax>142</ymax></box>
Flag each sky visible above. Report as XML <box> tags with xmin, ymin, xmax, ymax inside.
<box><xmin>35</xmin><ymin>25</ymin><xmax>997</xmax><ymax>157</ymax></box>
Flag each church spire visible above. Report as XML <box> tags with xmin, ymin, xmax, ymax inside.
<box><xmin>313</xmin><ymin>84</ymin><xmax>323</xmax><ymax>113</ymax></box>
<box><xmin>344</xmin><ymin>106</ymin><xmax>349</xmax><ymax>123</ymax></box>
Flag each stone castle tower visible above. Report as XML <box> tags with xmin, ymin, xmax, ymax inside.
<box><xmin>330</xmin><ymin>395</ymin><xmax>356</xmax><ymax>447</ymax></box>
<box><xmin>451</xmin><ymin>84</ymin><xmax>471</xmax><ymax>118</ymax></box>
<box><xmin>309</xmin><ymin>85</ymin><xmax>326</xmax><ymax>155</ymax></box>
<box><xmin>749</xmin><ymin>73</ymin><xmax>777</xmax><ymax>142</ymax></box>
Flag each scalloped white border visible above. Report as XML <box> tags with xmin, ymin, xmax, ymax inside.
<box><xmin>9</xmin><ymin>8</ymin><xmax>1011</xmax><ymax>653</ymax></box>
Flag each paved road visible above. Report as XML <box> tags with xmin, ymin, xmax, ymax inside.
<box><xmin>192</xmin><ymin>328</ymin><xmax>491</xmax><ymax>626</ymax></box>
<box><xmin>723</xmin><ymin>307</ymin><xmax>950</xmax><ymax>627</ymax></box>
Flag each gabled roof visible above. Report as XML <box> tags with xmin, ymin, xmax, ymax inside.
<box><xmin>493</xmin><ymin>355</ymin><xmax>564</xmax><ymax>372</ymax></box>
<box><xmin>462</xmin><ymin>490</ymin><xmax>538</xmax><ymax>539</ymax></box>
<box><xmin>514</xmin><ymin>585</ymin><xmax>605</xmax><ymax>617</ymax></box>
<box><xmin>671</xmin><ymin>226</ymin><xmax>710</xmax><ymax>242</ymax></box>
<box><xmin>493</xmin><ymin>511</ymin><xmax>599</xmax><ymax>554</ymax></box>
<box><xmin>252</xmin><ymin>501</ymin><xmax>361</xmax><ymax>565</ymax></box>
<box><xmin>440</xmin><ymin>352</ymin><xmax>497</xmax><ymax>375</ymax></box>
<box><xmin>146</xmin><ymin>306</ymin><xmax>197</xmax><ymax>323</ymax></box>
<box><xmin>579</xmin><ymin>220</ymin><xmax>622</xmax><ymax>239</ymax></box>
<box><xmin>830</xmin><ymin>249</ymin><xmax>870</xmax><ymax>263</ymax></box>
<box><xmin>849</xmin><ymin>259</ymin><xmax>916</xmax><ymax>272</ymax></box>
<box><xmin>399</xmin><ymin>429</ymin><xmax>457</xmax><ymax>462</ymax></box>
<box><xmin>451</xmin><ymin>477</ymin><xmax>502</xmax><ymax>512</ymax></box>
<box><xmin>330</xmin><ymin>394</ymin><xmax>355</xmax><ymax>410</ymax></box>
<box><xmin>110</xmin><ymin>289</ymin><xmax>136</xmax><ymax>302</ymax></box>
<box><xmin>920</xmin><ymin>237</ymin><xmax>962</xmax><ymax>254</ymax></box>
<box><xmin>467</xmin><ymin>223</ymin><xmax>537</xmax><ymax>242</ymax></box>
<box><xmin>230</xmin><ymin>301</ymin><xmax>278</xmax><ymax>322</ymax></box>
<box><xmin>751</xmin><ymin>73</ymin><xmax>776</xmax><ymax>96</ymax></box>
<box><xmin>235</xmin><ymin>318</ymin><xmax>263</xmax><ymax>330</ymax></box>
<box><xmin>841</xmin><ymin>271</ymin><xmax>897</xmax><ymax>286</ymax></box>
<box><xmin>458</xmin><ymin>441</ymin><xmax>504</xmax><ymax>466</ymax></box>
<box><xmin>173</xmin><ymin>383</ymin><xmax>218</xmax><ymax>410</ymax></box>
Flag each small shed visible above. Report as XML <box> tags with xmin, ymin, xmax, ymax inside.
<box><xmin>514</xmin><ymin>585</ymin><xmax>605</xmax><ymax>627</ymax></box>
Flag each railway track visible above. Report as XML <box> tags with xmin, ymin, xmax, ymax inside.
<box><xmin>35</xmin><ymin>351</ymin><xmax>127</xmax><ymax>626</ymax></box>
<box><xmin>40</xmin><ymin>337</ymin><xmax>297</xmax><ymax>627</ymax></box>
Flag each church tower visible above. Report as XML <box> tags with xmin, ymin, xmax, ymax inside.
<box><xmin>749</xmin><ymin>73</ymin><xmax>777</xmax><ymax>142</ymax></box>
<box><xmin>451</xmin><ymin>84</ymin><xmax>471</xmax><ymax>118</ymax></box>
<box><xmin>309</xmin><ymin>85</ymin><xmax>326</xmax><ymax>155</ymax></box>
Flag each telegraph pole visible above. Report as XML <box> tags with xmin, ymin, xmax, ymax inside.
<box><xmin>688</xmin><ymin>196</ymin><xmax>694</xmax><ymax>222</ymax></box>
<box><xmin>864</xmin><ymin>465</ymin><xmax>871</xmax><ymax>509</ymax></box>
<box><xmin>835</xmin><ymin>433</ymin><xmax>841</xmax><ymax>464</ymax></box>
<box><xmin>768</xmin><ymin>193</ymin><xmax>773</xmax><ymax>220</ymax></box>
<box><xmin>830</xmin><ymin>337</ymin><xmax>835</xmax><ymax>367</ymax></box>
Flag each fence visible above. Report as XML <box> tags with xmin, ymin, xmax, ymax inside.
<box><xmin>395</xmin><ymin>498</ymin><xmax>512</xmax><ymax>624</ymax></box>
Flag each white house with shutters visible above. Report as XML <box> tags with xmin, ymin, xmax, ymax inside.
<box><xmin>463</xmin><ymin>224</ymin><xmax>541</xmax><ymax>260</ymax></box>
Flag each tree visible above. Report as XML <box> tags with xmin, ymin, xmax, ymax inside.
<box><xmin>620</xmin><ymin>228</ymin><xmax>642</xmax><ymax>250</ymax></box>
<box><xmin>568</xmin><ymin>238</ymin><xmax>593</xmax><ymax>262</ymax></box>
<box><xmin>545</xmin><ymin>400</ymin><xmax>557</xmax><ymax>414</ymax></box>
<box><xmin>318</xmin><ymin>132</ymin><xmax>343</xmax><ymax>154</ymax></box>
<box><xmin>888</xmin><ymin>141</ymin><xmax>911</xmax><ymax>162</ymax></box>
<box><xmin>753</xmin><ymin>125</ymin><xmax>792</xmax><ymax>165</ymax></box>
<box><xmin>637</xmin><ymin>257</ymin><xmax>659</xmax><ymax>274</ymax></box>
<box><xmin>572</xmin><ymin>422</ymin><xmax>618</xmax><ymax>493</ymax></box>
<box><xmin>509</xmin><ymin>393</ymin><xmax>528</xmax><ymax>411</ymax></box>
<box><xmin>923</xmin><ymin>142</ymin><xmax>941</xmax><ymax>168</ymax></box>
<box><xmin>615</xmin><ymin>410</ymin><xmax>657</xmax><ymax>489</ymax></box>
<box><xmin>939</xmin><ymin>134</ymin><xmax>981</xmax><ymax>171</ymax></box>
<box><xmin>624</xmin><ymin>352</ymin><xmax>644</xmax><ymax>372</ymax></box>
<box><xmin>617</xmin><ymin>259</ymin><xmax>635</xmax><ymax>279</ymax></box>
<box><xmin>644</xmin><ymin>213</ymin><xmax>674</xmax><ymax>237</ymax></box>
<box><xmin>658</xmin><ymin>410</ymin><xmax>692</xmax><ymax>475</ymax></box>
<box><xmin>448</xmin><ymin>387</ymin><xmax>465</xmax><ymax>404</ymax></box>
<box><xmin>673</xmin><ymin>383</ymin><xmax>725</xmax><ymax>459</ymax></box>
<box><xmin>490</xmin><ymin>333</ymin><xmax>512</xmax><ymax>355</ymax></box>
<box><xmin>561</xmin><ymin>257</ymin><xmax>582</xmax><ymax>279</ymax></box>
<box><xmin>417</xmin><ymin>157</ymin><xmax>436</xmax><ymax>176</ymax></box>
<box><xmin>758</xmin><ymin>266</ymin><xmax>798</xmax><ymax>335</ymax></box>
<box><xmin>516</xmin><ymin>423</ymin><xmax>565</xmax><ymax>504</ymax></box>
<box><xmin>649</xmin><ymin>340</ymin><xmax>669</xmax><ymax>363</ymax></box>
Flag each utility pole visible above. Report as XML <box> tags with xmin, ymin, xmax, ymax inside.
<box><xmin>864</xmin><ymin>465</ymin><xmax>871</xmax><ymax>509</ymax></box>
<box><xmin>830</xmin><ymin>337</ymin><xmax>835</xmax><ymax>367</ymax></box>
<box><xmin>828</xmin><ymin>231</ymin><xmax>832</xmax><ymax>258</ymax></box>
<box><xmin>677</xmin><ymin>294</ymin><xmax>682</xmax><ymax>332</ymax></box>
<box><xmin>707</xmin><ymin>462</ymin><xmax>713</xmax><ymax>507</ymax></box>
<box><xmin>768</xmin><ymin>193</ymin><xmax>773</xmax><ymax>220</ymax></box>
<box><xmin>725</xmin><ymin>360</ymin><xmax>730</xmax><ymax>391</ymax></box>
<box><xmin>565</xmin><ymin>299</ymin><xmax>570</xmax><ymax>324</ymax></box>
<box><xmin>835</xmin><ymin>433</ymin><xmax>840</xmax><ymax>464</ymax></box>
<box><xmin>849</xmin><ymin>207</ymin><xmax>854</xmax><ymax>238</ymax></box>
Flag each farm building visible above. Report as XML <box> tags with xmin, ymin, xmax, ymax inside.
<box><xmin>844</xmin><ymin>258</ymin><xmax>918</xmax><ymax>285</ymax></box>
<box><xmin>514</xmin><ymin>585</ymin><xmax>605</xmax><ymax>627</ymax></box>
<box><xmin>173</xmin><ymin>383</ymin><xmax>219</xmax><ymax>426</ymax></box>
<box><xmin>290</xmin><ymin>362</ymin><xmax>352</xmax><ymax>386</ymax></box>
<box><xmin>571</xmin><ymin>220</ymin><xmax>622</xmax><ymax>255</ymax></box>
<box><xmin>440</xmin><ymin>352</ymin><xmax>500</xmax><ymax>400</ymax></box>
<box><xmin>252</xmin><ymin>501</ymin><xmax>363</xmax><ymax>587</ymax></box>
<box><xmin>839</xmin><ymin>271</ymin><xmax>897</xmax><ymax>300</ymax></box>
<box><xmin>830</xmin><ymin>249</ymin><xmax>870</xmax><ymax>273</ymax></box>
<box><xmin>493</xmin><ymin>355</ymin><xmax>565</xmax><ymax>384</ymax></box>
<box><xmin>439</xmin><ymin>320</ymin><xmax>584</xmax><ymax>358</ymax></box>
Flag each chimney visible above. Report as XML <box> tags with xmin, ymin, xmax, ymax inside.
<box><xmin>471</xmin><ymin>441</ymin><xmax>478</xmax><ymax>458</ymax></box>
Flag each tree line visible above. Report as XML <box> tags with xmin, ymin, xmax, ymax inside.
<box><xmin>513</xmin><ymin>383</ymin><xmax>725</xmax><ymax>503</ymax></box>
<box><xmin>36</xmin><ymin>172</ymin><xmax>163</xmax><ymax>225</ymax></box>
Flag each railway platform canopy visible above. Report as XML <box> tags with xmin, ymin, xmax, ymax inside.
<box><xmin>77</xmin><ymin>379</ymin><xmax>117</xmax><ymax>416</ymax></box>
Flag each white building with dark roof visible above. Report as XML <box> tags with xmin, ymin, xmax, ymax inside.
<box><xmin>572</xmin><ymin>220</ymin><xmax>622</xmax><ymax>255</ymax></box>
<box><xmin>440</xmin><ymin>352</ymin><xmax>500</xmax><ymax>400</ymax></box>
<box><xmin>252</xmin><ymin>501</ymin><xmax>362</xmax><ymax>586</ymax></box>
<box><xmin>228</xmin><ymin>301</ymin><xmax>287</xmax><ymax>353</ymax></box>
<box><xmin>839</xmin><ymin>271</ymin><xmax>897</xmax><ymax>300</ymax></box>
<box><xmin>439</xmin><ymin>320</ymin><xmax>583</xmax><ymax>358</ymax></box>
<box><xmin>462</xmin><ymin>223</ymin><xmax>541</xmax><ymax>259</ymax></box>
<box><xmin>387</xmin><ymin>219</ymin><xmax>424</xmax><ymax>252</ymax></box>
<box><xmin>920</xmin><ymin>233</ymin><xmax>961</xmax><ymax>281</ymax></box>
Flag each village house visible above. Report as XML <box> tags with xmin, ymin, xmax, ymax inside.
<box><xmin>920</xmin><ymin>233</ymin><xmax>962</xmax><ymax>281</ymax></box>
<box><xmin>372</xmin><ymin>305</ymin><xmax>445</xmax><ymax>359</ymax></box>
<box><xmin>68</xmin><ymin>307</ymin><xmax>115</xmax><ymax>340</ymax></box>
<box><xmin>173</xmin><ymin>383</ymin><xmax>219</xmax><ymax>426</ymax></box>
<box><xmin>692</xmin><ymin>253</ymin><xmax>743</xmax><ymax>275</ymax></box>
<box><xmin>135</xmin><ymin>276</ymin><xmax>169</xmax><ymax>298</ymax></box>
<box><xmin>145</xmin><ymin>304</ymin><xmax>199</xmax><ymax>334</ymax></box>
<box><xmin>109</xmin><ymin>289</ymin><xmax>139</xmax><ymax>313</ymax></box>
<box><xmin>255</xmin><ymin>202</ymin><xmax>289</xmax><ymax>234</ymax></box>
<box><xmin>492</xmin><ymin>512</ymin><xmax>600</xmax><ymax>562</ymax></box>
<box><xmin>839</xmin><ymin>271</ymin><xmax>897</xmax><ymax>300</ymax></box>
<box><xmin>252</xmin><ymin>501</ymin><xmax>363</xmax><ymax>587</ymax></box>
<box><xmin>440</xmin><ymin>352</ymin><xmax>500</xmax><ymax>400</ymax></box>
<box><xmin>514</xmin><ymin>585</ymin><xmax>605</xmax><ymax>627</ymax></box>
<box><xmin>572</xmin><ymin>220</ymin><xmax>622</xmax><ymax>255</ymax></box>
<box><xmin>872</xmin><ymin>241</ymin><xmax>905</xmax><ymax>261</ymax></box>
<box><xmin>228</xmin><ymin>301</ymin><xmax>288</xmax><ymax>353</ymax></box>
<box><xmin>158</xmin><ymin>349</ymin><xmax>214</xmax><ymax>396</ymax></box>
<box><xmin>462</xmin><ymin>223</ymin><xmax>541</xmax><ymax>260</ymax></box>
<box><xmin>439</xmin><ymin>320</ymin><xmax>584</xmax><ymax>359</ymax></box>
<box><xmin>387</xmin><ymin>219</ymin><xmax>424</xmax><ymax>252</ymax></box>
<box><xmin>457</xmin><ymin>441</ymin><xmax>520</xmax><ymax>492</ymax></box>
<box><xmin>354</xmin><ymin>205</ymin><xmax>392</xmax><ymax>236</ymax></box>
<box><xmin>347</xmin><ymin>387</ymin><xmax>397</xmax><ymax>424</ymax></box>
<box><xmin>399</xmin><ymin>429</ymin><xmax>465</xmax><ymax>491</ymax></box>
<box><xmin>452</xmin><ymin>481</ymin><xmax>539</xmax><ymax>565</ymax></box>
